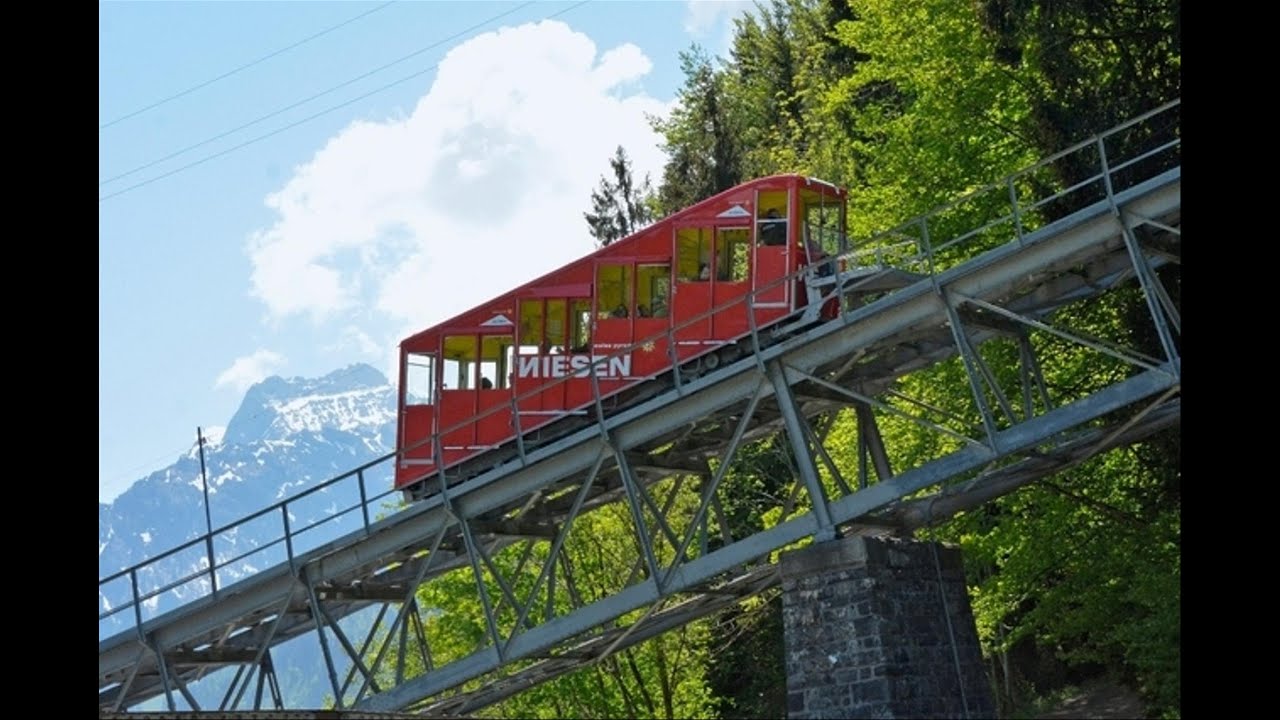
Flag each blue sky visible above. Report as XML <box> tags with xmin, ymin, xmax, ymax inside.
<box><xmin>99</xmin><ymin>0</ymin><xmax>754</xmax><ymax>503</ymax></box>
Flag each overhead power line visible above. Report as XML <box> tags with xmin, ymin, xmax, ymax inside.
<box><xmin>101</xmin><ymin>0</ymin><xmax>535</xmax><ymax>188</ymax></box>
<box><xmin>98</xmin><ymin>0</ymin><xmax>588</xmax><ymax>202</ymax></box>
<box><xmin>98</xmin><ymin>58</ymin><xmax>438</xmax><ymax>201</ymax></box>
<box><xmin>100</xmin><ymin>2</ymin><xmax>398</xmax><ymax>130</ymax></box>
<box><xmin>99</xmin><ymin>443</ymin><xmax>198</xmax><ymax>492</ymax></box>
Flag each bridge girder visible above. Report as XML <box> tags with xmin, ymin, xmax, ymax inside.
<box><xmin>100</xmin><ymin>106</ymin><xmax>1181</xmax><ymax>714</ymax></box>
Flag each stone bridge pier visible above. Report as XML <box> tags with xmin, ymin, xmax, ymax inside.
<box><xmin>780</xmin><ymin>535</ymin><xmax>996</xmax><ymax>719</ymax></box>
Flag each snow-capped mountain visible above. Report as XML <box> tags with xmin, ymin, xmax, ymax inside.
<box><xmin>99</xmin><ymin>363</ymin><xmax>400</xmax><ymax>639</ymax></box>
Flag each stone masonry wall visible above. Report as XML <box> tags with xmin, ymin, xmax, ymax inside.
<box><xmin>780</xmin><ymin>535</ymin><xmax>995</xmax><ymax>719</ymax></box>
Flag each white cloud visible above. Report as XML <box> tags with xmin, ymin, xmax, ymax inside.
<box><xmin>682</xmin><ymin>0</ymin><xmax>756</xmax><ymax>60</ymax></box>
<box><xmin>215</xmin><ymin>350</ymin><xmax>286</xmax><ymax>394</ymax></box>
<box><xmin>342</xmin><ymin>326</ymin><xmax>380</xmax><ymax>356</ymax></box>
<box><xmin>592</xmin><ymin>43</ymin><xmax>652</xmax><ymax>91</ymax></box>
<box><xmin>683</xmin><ymin>0</ymin><xmax>755</xmax><ymax>47</ymax></box>
<box><xmin>324</xmin><ymin>325</ymin><xmax>382</xmax><ymax>358</ymax></box>
<box><xmin>247</xmin><ymin>20</ymin><xmax>673</xmax><ymax>337</ymax></box>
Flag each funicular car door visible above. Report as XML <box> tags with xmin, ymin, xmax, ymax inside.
<box><xmin>672</xmin><ymin>223</ymin><xmax>713</xmax><ymax>364</ymax></box>
<box><xmin>592</xmin><ymin>260</ymin><xmax>642</xmax><ymax>403</ymax></box>
<box><xmin>798</xmin><ymin>184</ymin><xmax>847</xmax><ymax>320</ymax></box>
<box><xmin>397</xmin><ymin>348</ymin><xmax>437</xmax><ymax>488</ymax></box>
<box><xmin>513</xmin><ymin>291</ymin><xmax>593</xmax><ymax>433</ymax></box>
<box><xmin>475</xmin><ymin>327</ymin><xmax>515</xmax><ymax>450</ymax></box>
<box><xmin>439</xmin><ymin>327</ymin><xmax>517</xmax><ymax>465</ymax></box>
<box><xmin>632</xmin><ymin>260</ymin><xmax>672</xmax><ymax>378</ymax></box>
<box><xmin>752</xmin><ymin>187</ymin><xmax>794</xmax><ymax>329</ymax></box>
<box><xmin>595</xmin><ymin>256</ymin><xmax>672</xmax><ymax>382</ymax></box>
<box><xmin>438</xmin><ymin>333</ymin><xmax>479</xmax><ymax>467</ymax></box>
<box><xmin>712</xmin><ymin>224</ymin><xmax>751</xmax><ymax>339</ymax></box>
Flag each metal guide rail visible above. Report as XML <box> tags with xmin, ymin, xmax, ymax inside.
<box><xmin>100</xmin><ymin>100</ymin><xmax>1180</xmax><ymax>713</ymax></box>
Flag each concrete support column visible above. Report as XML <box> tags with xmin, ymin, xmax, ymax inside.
<box><xmin>780</xmin><ymin>535</ymin><xmax>995</xmax><ymax>719</ymax></box>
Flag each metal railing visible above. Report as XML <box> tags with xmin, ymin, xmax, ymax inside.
<box><xmin>99</xmin><ymin>97</ymin><xmax>1180</xmax><ymax>643</ymax></box>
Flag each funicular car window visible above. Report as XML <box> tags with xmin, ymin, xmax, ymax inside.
<box><xmin>637</xmin><ymin>264</ymin><xmax>670</xmax><ymax>317</ymax></box>
<box><xmin>677</xmin><ymin>227</ymin><xmax>712</xmax><ymax>281</ymax></box>
<box><xmin>716</xmin><ymin>229</ymin><xmax>750</xmax><ymax>281</ymax></box>
<box><xmin>546</xmin><ymin>299</ymin><xmax>566</xmax><ymax>348</ymax></box>
<box><xmin>442</xmin><ymin>335</ymin><xmax>477</xmax><ymax>390</ymax></box>
<box><xmin>518</xmin><ymin>299</ymin><xmax>544</xmax><ymax>354</ymax></box>
<box><xmin>801</xmin><ymin>188</ymin><xmax>843</xmax><ymax>257</ymax></box>
<box><xmin>571</xmin><ymin>299</ymin><xmax>591</xmax><ymax>352</ymax></box>
<box><xmin>757</xmin><ymin>190</ymin><xmax>788</xmax><ymax>246</ymax></box>
<box><xmin>479</xmin><ymin>334</ymin><xmax>513</xmax><ymax>390</ymax></box>
<box><xmin>597</xmin><ymin>264</ymin><xmax>633</xmax><ymax>319</ymax></box>
<box><xmin>405</xmin><ymin>352</ymin><xmax>435</xmax><ymax>405</ymax></box>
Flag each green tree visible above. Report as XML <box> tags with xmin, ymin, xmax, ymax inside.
<box><xmin>977</xmin><ymin>0</ymin><xmax>1181</xmax><ymax>181</ymax></box>
<box><xmin>701</xmin><ymin>436</ymin><xmax>796</xmax><ymax>719</ymax></box>
<box><xmin>724</xmin><ymin>0</ymin><xmax>876</xmax><ymax>177</ymax></box>
<box><xmin>814</xmin><ymin>0</ymin><xmax>1038</xmax><ymax>235</ymax></box>
<box><xmin>652</xmin><ymin>45</ymin><xmax>746</xmax><ymax>214</ymax></box>
<box><xmin>388</xmin><ymin>478</ymin><xmax>717</xmax><ymax>719</ymax></box>
<box><xmin>482</xmin><ymin>492</ymin><xmax>717</xmax><ymax>719</ymax></box>
<box><xmin>963</xmin><ymin>4</ymin><xmax>1181</xmax><ymax>714</ymax></box>
<box><xmin>722</xmin><ymin>1</ymin><xmax>803</xmax><ymax>176</ymax></box>
<box><xmin>373</xmin><ymin>1</ymin><xmax>1181</xmax><ymax>716</ymax></box>
<box><xmin>584</xmin><ymin>145</ymin><xmax>655</xmax><ymax>247</ymax></box>
<box><xmin>686</xmin><ymin>0</ymin><xmax>1178</xmax><ymax>716</ymax></box>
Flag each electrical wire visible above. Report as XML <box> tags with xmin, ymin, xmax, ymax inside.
<box><xmin>99</xmin><ymin>1</ymin><xmax>537</xmax><ymax>186</ymax></box>
<box><xmin>99</xmin><ymin>2</ymin><xmax>398</xmax><ymax>130</ymax></box>
<box><xmin>98</xmin><ymin>1</ymin><xmax>587</xmax><ymax>193</ymax></box>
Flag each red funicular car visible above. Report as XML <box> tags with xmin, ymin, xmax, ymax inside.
<box><xmin>396</xmin><ymin>174</ymin><xmax>848</xmax><ymax>500</ymax></box>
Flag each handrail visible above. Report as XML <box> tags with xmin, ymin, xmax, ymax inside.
<box><xmin>99</xmin><ymin>97</ymin><xmax>1180</xmax><ymax>640</ymax></box>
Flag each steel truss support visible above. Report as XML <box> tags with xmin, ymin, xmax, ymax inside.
<box><xmin>302</xmin><ymin>567</ymin><xmax>345</xmax><ymax>709</ymax></box>
<box><xmin>490</xmin><ymin>540</ymin><xmax>537</xmax><ymax>621</ymax></box>
<box><xmin>441</xmin><ymin>477</ymin><xmax>508</xmax><ymax>664</ymax></box>
<box><xmin>700</xmin><ymin>466</ymin><xmax>734</xmax><ymax>549</ymax></box>
<box><xmin>1016</xmin><ymin>330</ymin><xmax>1054</xmax><ymax>419</ymax></box>
<box><xmin>110</xmin><ymin>644</ymin><xmax>147</xmax><ymax>712</ymax></box>
<box><xmin>407</xmin><ymin>599</ymin><xmax>433</xmax><ymax>681</ymax></box>
<box><xmin>364</xmin><ymin>361</ymin><xmax>1178</xmax><ymax>714</ymax></box>
<box><xmin>169</xmin><ymin>663</ymin><xmax>201</xmax><ymax>711</ymax></box>
<box><xmin>503</xmin><ymin>451</ymin><xmax>606</xmax><ymax>655</ymax></box>
<box><xmin>612</xmin><ymin>445</ymin><xmax>663</xmax><ymax>585</ymax></box>
<box><xmin>148</xmin><ymin>637</ymin><xmax>174</xmax><ymax>711</ymax></box>
<box><xmin>619</xmin><ymin>456</ymin><xmax>685</xmax><ymax>569</ymax></box>
<box><xmin>314</xmin><ymin>599</ymin><xmax>382</xmax><ymax>699</ymax></box>
<box><xmin>355</xmin><ymin>521</ymin><xmax>451</xmax><ymax>704</ymax></box>
<box><xmin>768</xmin><ymin>361</ymin><xmax>836</xmax><ymax>541</ymax></box>
<box><xmin>799</xmin><ymin>403</ymin><xmax>853</xmax><ymax>497</ymax></box>
<box><xmin>223</xmin><ymin>586</ymin><xmax>298</xmax><ymax>711</ymax></box>
<box><xmin>855</xmin><ymin>402</ymin><xmax>894</xmax><ymax>488</ymax></box>
<box><xmin>791</xmin><ymin>366</ymin><xmax>984</xmax><ymax>451</ymax></box>
<box><xmin>100</xmin><ymin>139</ymin><xmax>1180</xmax><ymax>715</ymax></box>
<box><xmin>941</xmin><ymin>291</ymin><xmax>1012</xmax><ymax>451</ymax></box>
<box><xmin>339</xmin><ymin>602</ymin><xmax>390</xmax><ymax>701</ymax></box>
<box><xmin>1145</xmin><ymin>259</ymin><xmax>1181</xmax><ymax>337</ymax></box>
<box><xmin>253</xmin><ymin>651</ymin><xmax>284</xmax><ymax>710</ymax></box>
<box><xmin>1101</xmin><ymin>142</ymin><xmax>1182</xmax><ymax>374</ymax></box>
<box><xmin>148</xmin><ymin>632</ymin><xmax>200</xmax><ymax>711</ymax></box>
<box><xmin>890</xmin><ymin>397</ymin><xmax>1180</xmax><ymax>531</ymax></box>
<box><xmin>661</xmin><ymin>380</ymin><xmax>769</xmax><ymax>590</ymax></box>
<box><xmin>395</xmin><ymin>602</ymin><xmax>413</xmax><ymax>685</ymax></box>
<box><xmin>962</xmin><ymin>294</ymin><xmax>1165</xmax><ymax>372</ymax></box>
<box><xmin>598</xmin><ymin>473</ymin><xmax>699</xmax><ymax>604</ymax></box>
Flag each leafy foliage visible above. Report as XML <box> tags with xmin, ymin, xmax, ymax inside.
<box><xmin>585</xmin><ymin>145</ymin><xmax>656</xmax><ymax>247</ymax></box>
<box><xmin>386</xmin><ymin>1</ymin><xmax>1179</xmax><ymax>716</ymax></box>
<box><xmin>651</xmin><ymin>46</ymin><xmax>747</xmax><ymax>215</ymax></box>
<box><xmin>396</xmin><ymin>479</ymin><xmax>717</xmax><ymax>719</ymax></box>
